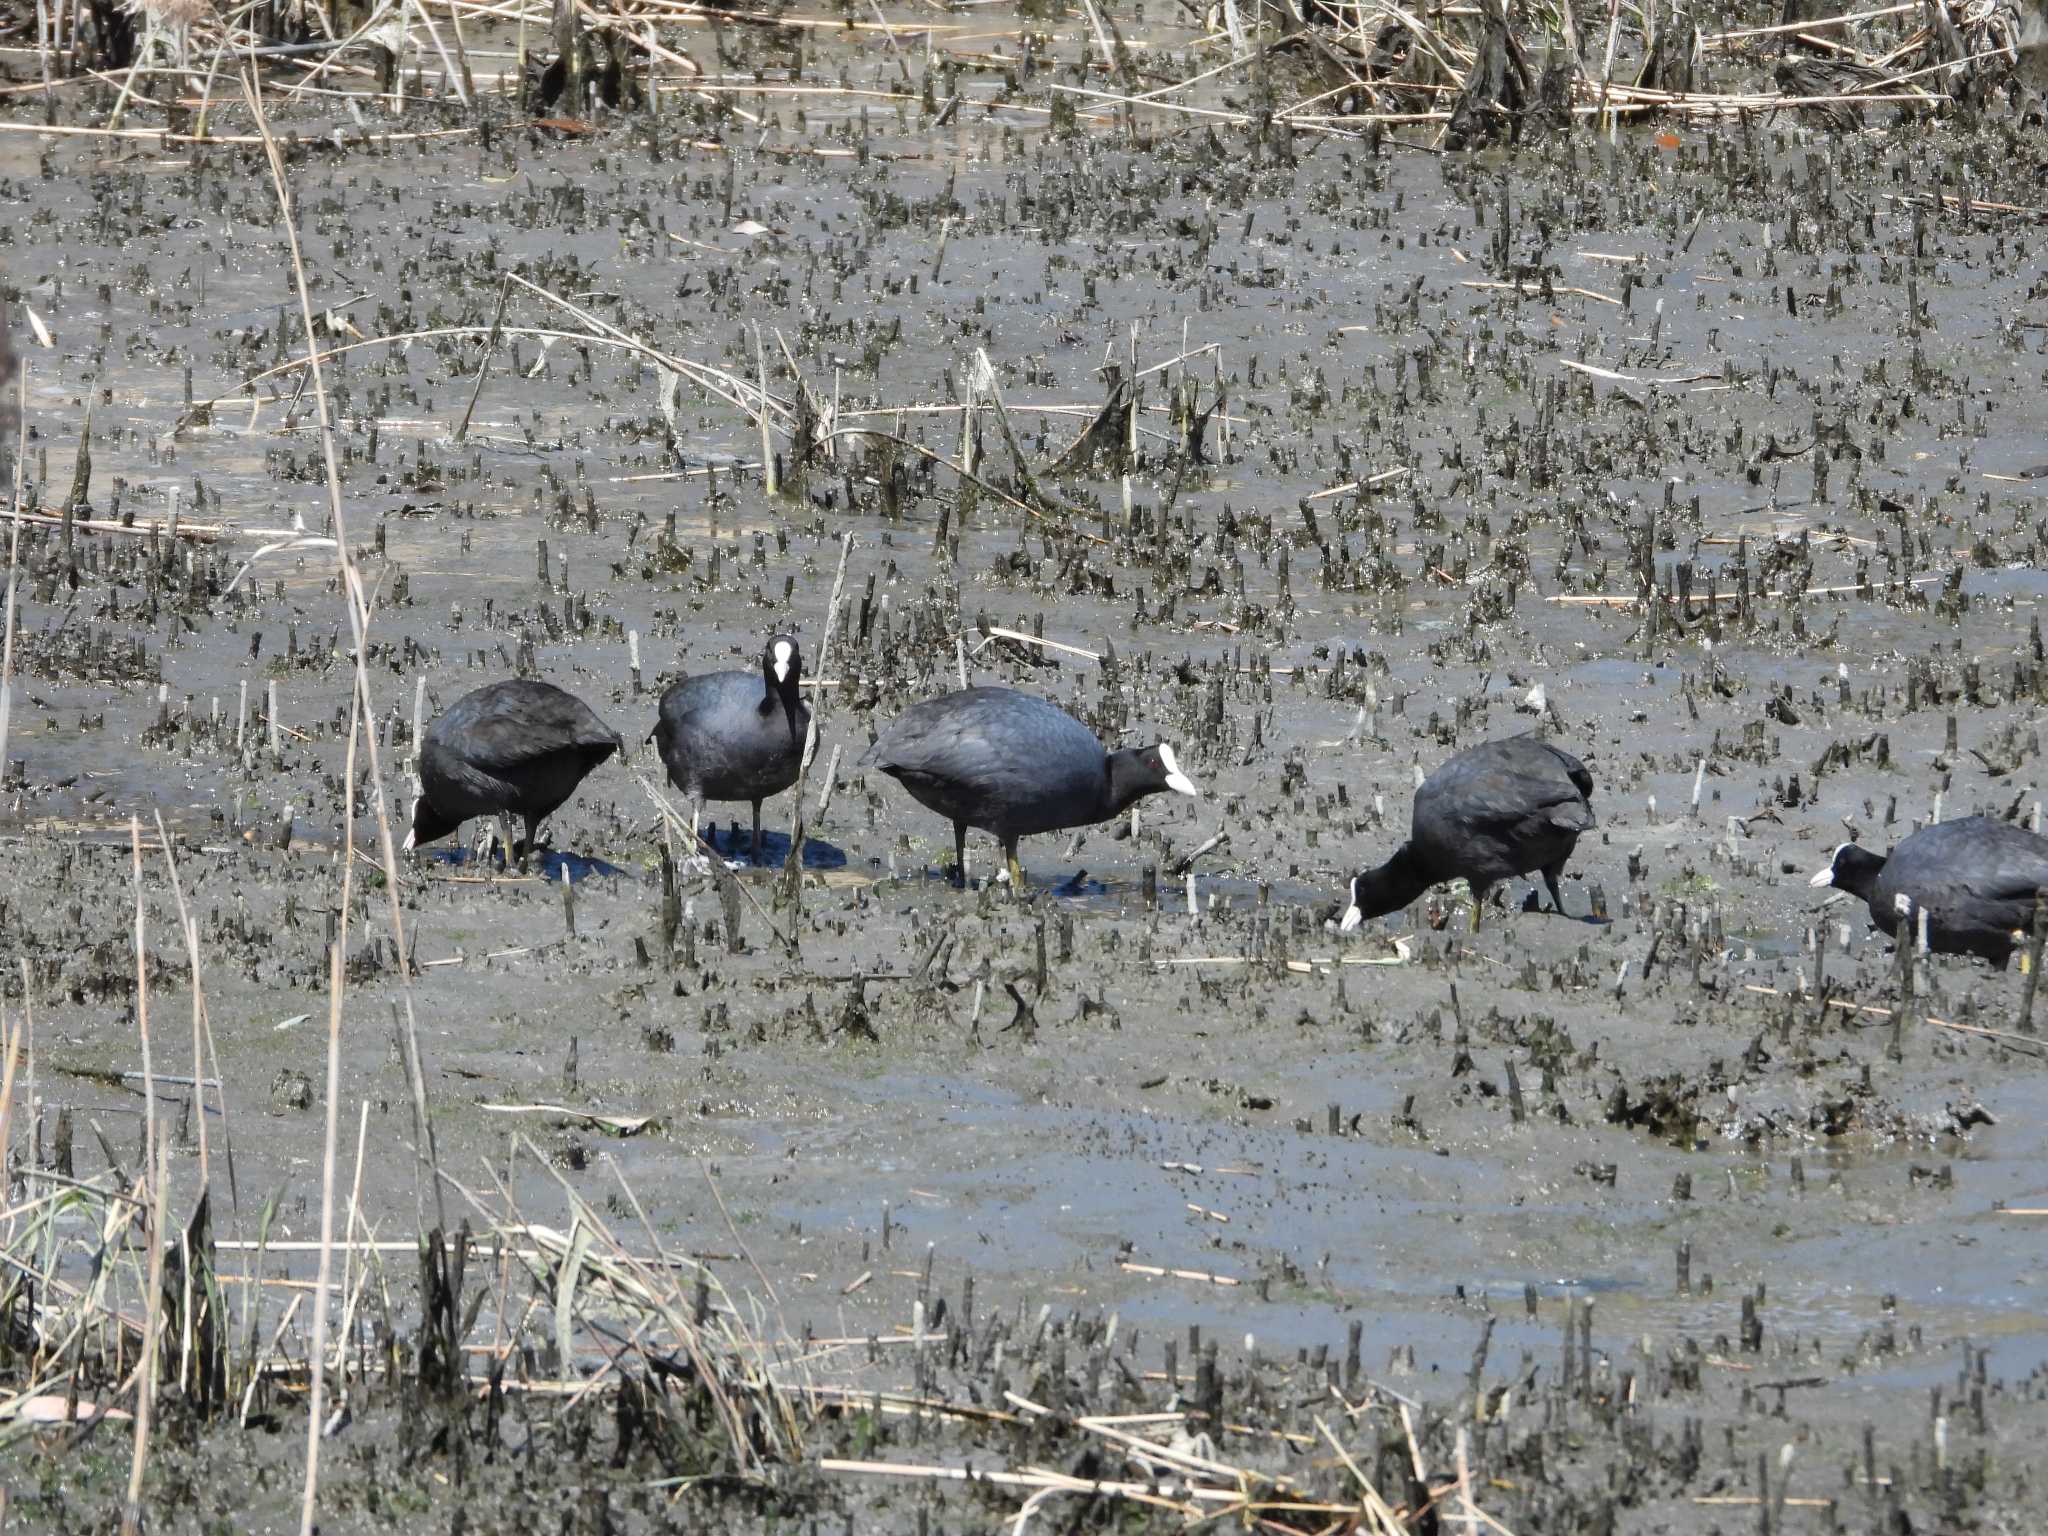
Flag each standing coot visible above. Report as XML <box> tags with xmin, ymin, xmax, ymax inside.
<box><xmin>406</xmin><ymin>679</ymin><xmax>623</xmax><ymax>869</ymax></box>
<box><xmin>1809</xmin><ymin>815</ymin><xmax>2048</xmax><ymax>966</ymax></box>
<box><xmin>862</xmin><ymin>686</ymin><xmax>1198</xmax><ymax>890</ymax></box>
<box><xmin>1340</xmin><ymin>734</ymin><xmax>1595</xmax><ymax>931</ymax></box>
<box><xmin>652</xmin><ymin>634</ymin><xmax>810</xmax><ymax>864</ymax></box>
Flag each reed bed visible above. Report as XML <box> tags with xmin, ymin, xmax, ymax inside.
<box><xmin>0</xmin><ymin>0</ymin><xmax>2032</xmax><ymax>147</ymax></box>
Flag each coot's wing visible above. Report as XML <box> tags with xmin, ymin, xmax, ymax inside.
<box><xmin>866</xmin><ymin>691</ymin><xmax>1101</xmax><ymax>831</ymax></box>
<box><xmin>1549</xmin><ymin>746</ymin><xmax>1596</xmax><ymax>805</ymax></box>
<box><xmin>446</xmin><ymin>685</ymin><xmax>621</xmax><ymax>772</ymax></box>
<box><xmin>1896</xmin><ymin>824</ymin><xmax>2048</xmax><ymax>939</ymax></box>
<box><xmin>869</xmin><ymin>693</ymin><xmax>1034</xmax><ymax>784</ymax></box>
<box><xmin>1455</xmin><ymin>766</ymin><xmax>1597</xmax><ymax>840</ymax></box>
<box><xmin>1428</xmin><ymin>738</ymin><xmax>1596</xmax><ymax>839</ymax></box>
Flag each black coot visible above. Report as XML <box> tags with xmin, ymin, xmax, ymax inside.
<box><xmin>1340</xmin><ymin>734</ymin><xmax>1595</xmax><ymax>932</ymax></box>
<box><xmin>862</xmin><ymin>686</ymin><xmax>1198</xmax><ymax>889</ymax></box>
<box><xmin>407</xmin><ymin>680</ymin><xmax>623</xmax><ymax>869</ymax></box>
<box><xmin>1809</xmin><ymin>815</ymin><xmax>2048</xmax><ymax>965</ymax></box>
<box><xmin>652</xmin><ymin>635</ymin><xmax>809</xmax><ymax>864</ymax></box>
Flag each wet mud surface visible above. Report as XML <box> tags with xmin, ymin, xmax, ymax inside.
<box><xmin>5</xmin><ymin>5</ymin><xmax>2048</xmax><ymax>1527</ymax></box>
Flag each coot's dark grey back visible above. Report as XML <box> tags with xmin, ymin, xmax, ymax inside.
<box><xmin>866</xmin><ymin>688</ymin><xmax>1107</xmax><ymax>838</ymax></box>
<box><xmin>1411</xmin><ymin>735</ymin><xmax>1595</xmax><ymax>883</ymax></box>
<box><xmin>655</xmin><ymin>670</ymin><xmax>807</xmax><ymax>802</ymax></box>
<box><xmin>422</xmin><ymin>681</ymin><xmax>619</xmax><ymax>820</ymax></box>
<box><xmin>1872</xmin><ymin>816</ymin><xmax>2048</xmax><ymax>943</ymax></box>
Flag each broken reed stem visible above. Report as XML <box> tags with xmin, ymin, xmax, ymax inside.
<box><xmin>238</xmin><ymin>64</ymin><xmax>444</xmax><ymax>1245</ymax></box>
<box><xmin>754</xmin><ymin>321</ymin><xmax>778</xmax><ymax>496</ymax></box>
<box><xmin>452</xmin><ymin>274</ymin><xmax>512</xmax><ymax>445</ymax></box>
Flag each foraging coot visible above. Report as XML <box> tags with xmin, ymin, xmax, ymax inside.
<box><xmin>1340</xmin><ymin>734</ymin><xmax>1595</xmax><ymax>932</ymax></box>
<box><xmin>652</xmin><ymin>635</ymin><xmax>810</xmax><ymax>864</ymax></box>
<box><xmin>406</xmin><ymin>679</ymin><xmax>623</xmax><ymax>869</ymax></box>
<box><xmin>861</xmin><ymin>686</ymin><xmax>1198</xmax><ymax>890</ymax></box>
<box><xmin>1809</xmin><ymin>815</ymin><xmax>2048</xmax><ymax>966</ymax></box>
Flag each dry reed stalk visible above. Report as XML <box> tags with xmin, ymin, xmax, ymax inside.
<box><xmin>298</xmin><ymin>940</ymin><xmax>347</xmax><ymax>1536</ymax></box>
<box><xmin>235</xmin><ymin>65</ymin><xmax>446</xmax><ymax>1529</ymax></box>
<box><xmin>701</xmin><ymin>1158</ymin><xmax>781</xmax><ymax>1306</ymax></box>
<box><xmin>1739</xmin><ymin>984</ymin><xmax>2047</xmax><ymax>1052</ymax></box>
<box><xmin>1704</xmin><ymin>0</ymin><xmax>1915</xmax><ymax>44</ymax></box>
<box><xmin>779</xmin><ymin>529</ymin><xmax>852</xmax><ymax>888</ymax></box>
<box><xmin>127</xmin><ymin>820</ymin><xmax>159</xmax><ymax>1215</ymax></box>
<box><xmin>819</xmin><ymin>423</ymin><xmax>1107</xmax><ymax>540</ymax></box>
<box><xmin>817</xmin><ymin>1457</ymin><xmax>1226</xmax><ymax>1516</ymax></box>
<box><xmin>118</xmin><ymin>815</ymin><xmax>165</xmax><ymax>1536</ymax></box>
<box><xmin>335</xmin><ymin>1098</ymin><xmax>371</xmax><ymax>1363</ymax></box>
<box><xmin>452</xmin><ymin>274</ymin><xmax>513</xmax><ymax>444</ymax></box>
<box><xmin>405</xmin><ymin>0</ymin><xmax>472</xmax><ymax>107</ymax></box>
<box><xmin>0</xmin><ymin>505</ymin><xmax>223</xmax><ymax>540</ymax></box>
<box><xmin>149</xmin><ymin>811</ymin><xmax>214</xmax><ymax>1208</ymax></box>
<box><xmin>753</xmin><ymin>322</ymin><xmax>778</xmax><ymax>496</ymax></box>
<box><xmin>971</xmin><ymin>626</ymin><xmax>1101</xmax><ymax>662</ymax></box>
<box><xmin>237</xmin><ymin>60</ymin><xmax>443</xmax><ymax>1235</ymax></box>
<box><xmin>1548</xmin><ymin>571</ymin><xmax>1946</xmax><ymax>605</ymax></box>
<box><xmin>0</xmin><ymin>361</ymin><xmax>25</xmax><ymax>827</ymax></box>
<box><xmin>1115</xmin><ymin>1259</ymin><xmax>1240</xmax><ymax>1285</ymax></box>
<box><xmin>0</xmin><ymin>1009</ymin><xmax>21</xmax><ymax>1194</ymax></box>
<box><xmin>502</xmin><ymin>272</ymin><xmax>785</xmax><ymax>434</ymax></box>
<box><xmin>0</xmin><ymin>117</ymin><xmax>477</xmax><ymax>146</ymax></box>
<box><xmin>470</xmin><ymin>1139</ymin><xmax>797</xmax><ymax>1469</ymax></box>
<box><xmin>627</xmin><ymin>763</ymin><xmax>797</xmax><ymax>949</ymax></box>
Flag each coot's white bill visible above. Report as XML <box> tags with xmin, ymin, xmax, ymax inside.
<box><xmin>1810</xmin><ymin>840</ymin><xmax>1855</xmax><ymax>887</ymax></box>
<box><xmin>1159</xmin><ymin>744</ymin><xmax>1198</xmax><ymax>798</ymax></box>
<box><xmin>771</xmin><ymin>638</ymin><xmax>795</xmax><ymax>684</ymax></box>
<box><xmin>1339</xmin><ymin>877</ymin><xmax>1364</xmax><ymax>932</ymax></box>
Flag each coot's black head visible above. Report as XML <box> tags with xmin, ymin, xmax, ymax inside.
<box><xmin>759</xmin><ymin>634</ymin><xmax>804</xmax><ymax>742</ymax></box>
<box><xmin>1338</xmin><ymin>849</ymin><xmax>1430</xmax><ymax>931</ymax></box>
<box><xmin>1809</xmin><ymin>841</ymin><xmax>1886</xmax><ymax>902</ymax></box>
<box><xmin>403</xmin><ymin>793</ymin><xmax>463</xmax><ymax>853</ymax></box>
<box><xmin>1106</xmin><ymin>743</ymin><xmax>1199</xmax><ymax>815</ymax></box>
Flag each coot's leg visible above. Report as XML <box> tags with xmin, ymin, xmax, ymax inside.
<box><xmin>1541</xmin><ymin>860</ymin><xmax>1569</xmax><ymax>916</ymax></box>
<box><xmin>1467</xmin><ymin>881</ymin><xmax>1492</xmax><ymax>932</ymax></box>
<box><xmin>523</xmin><ymin>813</ymin><xmax>545</xmax><ymax>873</ymax></box>
<box><xmin>750</xmin><ymin>799</ymin><xmax>764</xmax><ymax>866</ymax></box>
<box><xmin>952</xmin><ymin>822</ymin><xmax>968</xmax><ymax>887</ymax></box>
<box><xmin>1003</xmin><ymin>839</ymin><xmax>1025</xmax><ymax>895</ymax></box>
<box><xmin>498</xmin><ymin>813</ymin><xmax>520</xmax><ymax>872</ymax></box>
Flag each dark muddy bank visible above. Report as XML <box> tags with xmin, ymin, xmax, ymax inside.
<box><xmin>4</xmin><ymin>0</ymin><xmax>2048</xmax><ymax>1527</ymax></box>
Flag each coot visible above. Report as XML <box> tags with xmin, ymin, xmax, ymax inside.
<box><xmin>862</xmin><ymin>687</ymin><xmax>1198</xmax><ymax>889</ymax></box>
<box><xmin>1809</xmin><ymin>815</ymin><xmax>2048</xmax><ymax>965</ymax></box>
<box><xmin>1340</xmin><ymin>735</ymin><xmax>1595</xmax><ymax>931</ymax></box>
<box><xmin>406</xmin><ymin>680</ymin><xmax>623</xmax><ymax>869</ymax></box>
<box><xmin>652</xmin><ymin>635</ymin><xmax>809</xmax><ymax>864</ymax></box>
